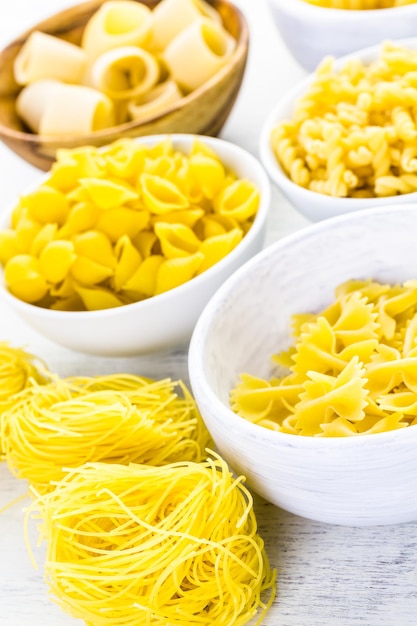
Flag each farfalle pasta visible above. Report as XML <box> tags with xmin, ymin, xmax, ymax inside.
<box><xmin>271</xmin><ymin>42</ymin><xmax>417</xmax><ymax>198</ymax></box>
<box><xmin>231</xmin><ymin>279</ymin><xmax>417</xmax><ymax>437</ymax></box>
<box><xmin>0</xmin><ymin>138</ymin><xmax>260</xmax><ymax>311</ymax></box>
<box><xmin>13</xmin><ymin>0</ymin><xmax>236</xmax><ymax>135</ymax></box>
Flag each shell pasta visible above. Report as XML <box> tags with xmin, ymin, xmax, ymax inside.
<box><xmin>231</xmin><ymin>279</ymin><xmax>417</xmax><ymax>437</ymax></box>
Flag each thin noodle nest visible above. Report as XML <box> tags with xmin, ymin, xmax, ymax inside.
<box><xmin>27</xmin><ymin>454</ymin><xmax>276</xmax><ymax>626</ymax></box>
<box><xmin>1</xmin><ymin>373</ymin><xmax>211</xmax><ymax>492</ymax></box>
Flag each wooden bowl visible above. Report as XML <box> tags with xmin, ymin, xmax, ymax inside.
<box><xmin>0</xmin><ymin>0</ymin><xmax>248</xmax><ymax>171</ymax></box>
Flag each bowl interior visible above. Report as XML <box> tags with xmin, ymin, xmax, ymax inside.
<box><xmin>0</xmin><ymin>0</ymin><xmax>249</xmax><ymax>170</ymax></box>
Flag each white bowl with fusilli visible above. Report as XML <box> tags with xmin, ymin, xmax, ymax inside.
<box><xmin>260</xmin><ymin>38</ymin><xmax>417</xmax><ymax>221</ymax></box>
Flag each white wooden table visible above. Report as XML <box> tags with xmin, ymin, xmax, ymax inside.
<box><xmin>1</xmin><ymin>2</ymin><xmax>416</xmax><ymax>625</ymax></box>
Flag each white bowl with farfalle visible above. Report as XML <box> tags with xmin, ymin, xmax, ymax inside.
<box><xmin>189</xmin><ymin>203</ymin><xmax>417</xmax><ymax>526</ymax></box>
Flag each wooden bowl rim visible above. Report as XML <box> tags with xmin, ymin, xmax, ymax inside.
<box><xmin>0</xmin><ymin>0</ymin><xmax>249</xmax><ymax>145</ymax></box>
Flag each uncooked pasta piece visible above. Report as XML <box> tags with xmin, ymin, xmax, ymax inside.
<box><xmin>164</xmin><ymin>18</ymin><xmax>236</xmax><ymax>92</ymax></box>
<box><xmin>81</xmin><ymin>0</ymin><xmax>153</xmax><ymax>60</ymax></box>
<box><xmin>150</xmin><ymin>0</ymin><xmax>217</xmax><ymax>51</ymax></box>
<box><xmin>2</xmin><ymin>374</ymin><xmax>212</xmax><ymax>493</ymax></box>
<box><xmin>16</xmin><ymin>79</ymin><xmax>61</xmax><ymax>133</ymax></box>
<box><xmin>231</xmin><ymin>279</ymin><xmax>417</xmax><ymax>436</ymax></box>
<box><xmin>90</xmin><ymin>45</ymin><xmax>160</xmax><ymax>100</ymax></box>
<box><xmin>26</xmin><ymin>453</ymin><xmax>276</xmax><ymax>626</ymax></box>
<box><xmin>127</xmin><ymin>80</ymin><xmax>183</xmax><ymax>122</ymax></box>
<box><xmin>14</xmin><ymin>31</ymin><xmax>86</xmax><ymax>86</ymax></box>
<box><xmin>0</xmin><ymin>138</ymin><xmax>259</xmax><ymax>310</ymax></box>
<box><xmin>38</xmin><ymin>83</ymin><xmax>115</xmax><ymax>135</ymax></box>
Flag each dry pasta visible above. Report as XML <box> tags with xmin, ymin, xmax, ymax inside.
<box><xmin>0</xmin><ymin>138</ymin><xmax>260</xmax><ymax>311</ymax></box>
<box><xmin>0</xmin><ymin>342</ymin><xmax>47</xmax><ymax>456</ymax></box>
<box><xmin>303</xmin><ymin>0</ymin><xmax>417</xmax><ymax>8</ymax></box>
<box><xmin>231</xmin><ymin>279</ymin><xmax>417</xmax><ymax>437</ymax></box>
<box><xmin>13</xmin><ymin>0</ymin><xmax>235</xmax><ymax>134</ymax></box>
<box><xmin>26</xmin><ymin>453</ymin><xmax>276</xmax><ymax>626</ymax></box>
<box><xmin>1</xmin><ymin>373</ymin><xmax>212</xmax><ymax>493</ymax></box>
<box><xmin>271</xmin><ymin>42</ymin><xmax>417</xmax><ymax>198</ymax></box>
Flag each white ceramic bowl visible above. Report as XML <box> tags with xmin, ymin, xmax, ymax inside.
<box><xmin>0</xmin><ymin>134</ymin><xmax>270</xmax><ymax>357</ymax></box>
<box><xmin>268</xmin><ymin>0</ymin><xmax>417</xmax><ymax>71</ymax></box>
<box><xmin>259</xmin><ymin>38</ymin><xmax>417</xmax><ymax>222</ymax></box>
<box><xmin>189</xmin><ymin>203</ymin><xmax>417</xmax><ymax>526</ymax></box>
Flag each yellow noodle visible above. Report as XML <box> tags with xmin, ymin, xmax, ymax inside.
<box><xmin>231</xmin><ymin>279</ymin><xmax>417</xmax><ymax>436</ymax></box>
<box><xmin>2</xmin><ymin>373</ymin><xmax>212</xmax><ymax>492</ymax></box>
<box><xmin>26</xmin><ymin>453</ymin><xmax>276</xmax><ymax>625</ymax></box>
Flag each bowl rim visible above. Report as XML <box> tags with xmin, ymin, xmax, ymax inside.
<box><xmin>259</xmin><ymin>36</ymin><xmax>417</xmax><ymax>213</ymax></box>
<box><xmin>189</xmin><ymin>201</ymin><xmax>417</xmax><ymax>448</ymax></box>
<box><xmin>268</xmin><ymin>0</ymin><xmax>417</xmax><ymax>16</ymax></box>
<box><xmin>0</xmin><ymin>133</ymin><xmax>271</xmax><ymax>319</ymax></box>
<box><xmin>0</xmin><ymin>0</ymin><xmax>249</xmax><ymax>144</ymax></box>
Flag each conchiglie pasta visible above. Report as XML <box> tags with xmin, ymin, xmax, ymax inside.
<box><xmin>0</xmin><ymin>138</ymin><xmax>260</xmax><ymax>310</ymax></box>
<box><xmin>231</xmin><ymin>279</ymin><xmax>417</xmax><ymax>436</ymax></box>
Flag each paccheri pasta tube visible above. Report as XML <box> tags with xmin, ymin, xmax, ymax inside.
<box><xmin>0</xmin><ymin>138</ymin><xmax>260</xmax><ymax>311</ymax></box>
<box><xmin>14</xmin><ymin>31</ymin><xmax>86</xmax><ymax>85</ymax></box>
<box><xmin>2</xmin><ymin>373</ymin><xmax>212</xmax><ymax>493</ymax></box>
<box><xmin>231</xmin><ymin>279</ymin><xmax>417</xmax><ymax>437</ymax></box>
<box><xmin>26</xmin><ymin>453</ymin><xmax>276</xmax><ymax>626</ymax></box>
<box><xmin>271</xmin><ymin>42</ymin><xmax>417</xmax><ymax>198</ymax></box>
<box><xmin>303</xmin><ymin>0</ymin><xmax>417</xmax><ymax>8</ymax></box>
<box><xmin>13</xmin><ymin>0</ymin><xmax>236</xmax><ymax>134</ymax></box>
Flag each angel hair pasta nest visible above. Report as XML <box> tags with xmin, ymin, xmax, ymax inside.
<box><xmin>2</xmin><ymin>373</ymin><xmax>211</xmax><ymax>492</ymax></box>
<box><xmin>27</xmin><ymin>454</ymin><xmax>276</xmax><ymax>626</ymax></box>
<box><xmin>0</xmin><ymin>138</ymin><xmax>259</xmax><ymax>311</ymax></box>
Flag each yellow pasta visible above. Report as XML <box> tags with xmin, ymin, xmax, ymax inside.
<box><xmin>271</xmin><ymin>42</ymin><xmax>417</xmax><ymax>198</ymax></box>
<box><xmin>304</xmin><ymin>0</ymin><xmax>417</xmax><ymax>8</ymax></box>
<box><xmin>13</xmin><ymin>0</ymin><xmax>234</xmax><ymax>134</ymax></box>
<box><xmin>0</xmin><ymin>342</ymin><xmax>47</xmax><ymax>455</ymax></box>
<box><xmin>14</xmin><ymin>31</ymin><xmax>86</xmax><ymax>85</ymax></box>
<box><xmin>26</xmin><ymin>453</ymin><xmax>276</xmax><ymax>626</ymax></box>
<box><xmin>231</xmin><ymin>279</ymin><xmax>417</xmax><ymax>436</ymax></box>
<box><xmin>1</xmin><ymin>373</ymin><xmax>212</xmax><ymax>493</ymax></box>
<box><xmin>163</xmin><ymin>18</ymin><xmax>236</xmax><ymax>92</ymax></box>
<box><xmin>0</xmin><ymin>138</ymin><xmax>259</xmax><ymax>311</ymax></box>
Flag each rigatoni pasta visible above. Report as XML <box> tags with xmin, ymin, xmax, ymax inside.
<box><xmin>231</xmin><ymin>278</ymin><xmax>417</xmax><ymax>437</ymax></box>
<box><xmin>270</xmin><ymin>42</ymin><xmax>417</xmax><ymax>198</ymax></box>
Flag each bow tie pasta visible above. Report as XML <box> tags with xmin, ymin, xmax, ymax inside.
<box><xmin>271</xmin><ymin>41</ymin><xmax>417</xmax><ymax>198</ymax></box>
<box><xmin>0</xmin><ymin>138</ymin><xmax>260</xmax><ymax>311</ymax></box>
<box><xmin>231</xmin><ymin>278</ymin><xmax>417</xmax><ymax>437</ymax></box>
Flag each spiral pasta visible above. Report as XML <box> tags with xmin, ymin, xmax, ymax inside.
<box><xmin>2</xmin><ymin>373</ymin><xmax>212</xmax><ymax>493</ymax></box>
<box><xmin>271</xmin><ymin>42</ymin><xmax>417</xmax><ymax>198</ymax></box>
<box><xmin>231</xmin><ymin>279</ymin><xmax>417</xmax><ymax>436</ymax></box>
<box><xmin>26</xmin><ymin>453</ymin><xmax>276</xmax><ymax>626</ymax></box>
